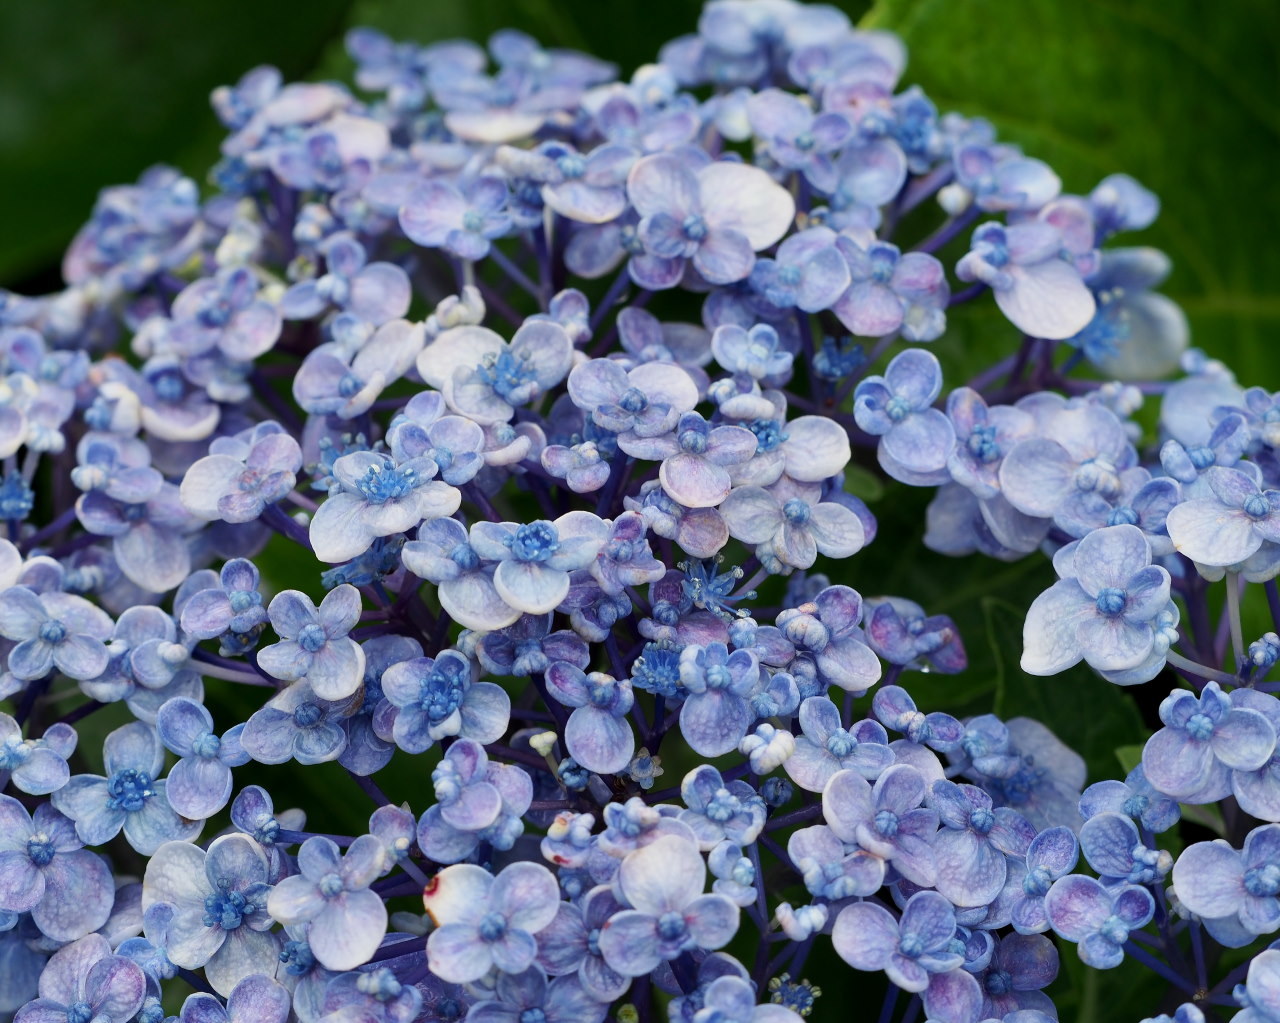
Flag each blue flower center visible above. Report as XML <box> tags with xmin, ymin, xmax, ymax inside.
<box><xmin>1245</xmin><ymin>864</ymin><xmax>1280</xmax><ymax>897</ymax></box>
<box><xmin>357</xmin><ymin>968</ymin><xmax>402</xmax><ymax>1001</ymax></box>
<box><xmin>280</xmin><ymin>939</ymin><xmax>316</xmax><ymax>975</ymax></box>
<box><xmin>678</xmin><ymin>424</ymin><xmax>709</xmax><ymax>454</ymax></box>
<box><xmin>984</xmin><ymin>969</ymin><xmax>1012</xmax><ymax>996</ymax></box>
<box><xmin>1099</xmin><ymin>913</ymin><xmax>1129</xmax><ymax>946</ymax></box>
<box><xmin>192</xmin><ymin>731</ymin><xmax>221</xmax><ymax>758</ymax></box>
<box><xmin>106</xmin><ymin>768</ymin><xmax>155</xmax><ymax>812</ymax></box>
<box><xmin>1095</xmin><ymin>587</ymin><xmax>1127</xmax><ymax>617</ymax></box>
<box><xmin>66</xmin><ymin>1003</ymin><xmax>94</xmax><ymax>1023</ymax></box>
<box><xmin>338</xmin><ymin>372</ymin><xmax>365</xmax><ymax>398</ymax></box>
<box><xmin>1245</xmin><ymin>494</ymin><xmax>1271</xmax><ymax>519</ymax></box>
<box><xmin>874</xmin><ymin>809</ymin><xmax>899</xmax><ymax>837</ymax></box>
<box><xmin>656</xmin><ymin>910</ymin><xmax>689</xmax><ymax>943</ymax></box>
<box><xmin>479</xmin><ymin>348</ymin><xmax>540</xmax><ymax>404</ymax></box>
<box><xmin>1107</xmin><ymin>506</ymin><xmax>1139</xmax><ymax>526</ymax></box>
<box><xmin>229</xmin><ymin>589</ymin><xmax>262</xmax><ymax>614</ymax></box>
<box><xmin>0</xmin><ymin>738</ymin><xmax>29</xmax><ymax>770</ymax></box>
<box><xmin>1187</xmin><ymin>445</ymin><xmax>1216</xmax><ymax>470</ymax></box>
<box><xmin>462</xmin><ymin>210</ymin><xmax>485</xmax><ymax>233</ymax></box>
<box><xmin>26</xmin><ymin>833</ymin><xmax>55</xmax><ymax>867</ymax></box>
<box><xmin>38</xmin><ymin>619</ymin><xmax>67</xmax><ymax>644</ymax></box>
<box><xmin>705</xmin><ymin>789</ymin><xmax>740</xmax><ymax>823</ymax></box>
<box><xmin>783</xmin><ymin>499</ymin><xmax>811</xmax><ymax>524</ymax></box>
<box><xmin>826</xmin><ymin>731</ymin><xmax>856</xmax><ymax>757</ymax></box>
<box><xmin>319</xmin><ymin>872</ymin><xmax>345</xmax><ymax>897</ymax></box>
<box><xmin>747</xmin><ymin>418</ymin><xmax>787</xmax><ymax>452</ymax></box>
<box><xmin>704</xmin><ymin>663</ymin><xmax>731</xmax><ymax>689</ymax></box>
<box><xmin>586</xmin><ymin>927</ymin><xmax>602</xmax><ymax>956</ymax></box>
<box><xmin>793</xmin><ymin>131</ymin><xmax>814</xmax><ymax>151</ymax></box>
<box><xmin>618</xmin><ymin>386</ymin><xmax>649</xmax><ymax>413</ymax></box>
<box><xmin>969</xmin><ymin>807</ymin><xmax>995</xmax><ymax>834</ymax></box>
<box><xmin>1024</xmin><ymin>865</ymin><xmax>1054</xmax><ymax>897</ymax></box>
<box><xmin>586</xmin><ymin>677</ymin><xmax>616</xmax><ymax>708</ymax></box>
<box><xmin>355</xmin><ymin>463</ymin><xmax>418</xmax><ymax>505</ymax></box>
<box><xmin>478</xmin><ymin>911</ymin><xmax>508</xmax><ymax>942</ymax></box>
<box><xmin>966</xmin><ymin>424</ymin><xmax>1000</xmax><ymax>463</ymax></box>
<box><xmin>293</xmin><ymin>702</ymin><xmax>324</xmax><ymax>728</ymax></box>
<box><xmin>778</xmin><ymin>264</ymin><xmax>802</xmax><ymax>287</ymax></box>
<box><xmin>898</xmin><ymin>933</ymin><xmax>924</xmax><ymax>958</ymax></box>
<box><xmin>1185</xmin><ymin>712</ymin><xmax>1215</xmax><ymax>742</ymax></box>
<box><xmin>520</xmin><ymin>1011</ymin><xmax>547</xmax><ymax>1023</ymax></box>
<box><xmin>682</xmin><ymin>214</ymin><xmax>708</xmax><ymax>241</ymax></box>
<box><xmin>1122</xmin><ymin>793</ymin><xmax>1150</xmax><ymax>819</ymax></box>
<box><xmin>298</xmin><ymin>622</ymin><xmax>328</xmax><ymax>652</ymax></box>
<box><xmin>885</xmin><ymin>395</ymin><xmax>910</xmax><ymax>422</ymax></box>
<box><xmin>507</xmin><ymin>521</ymin><xmax>560</xmax><ymax>562</ymax></box>
<box><xmin>557</xmin><ymin>153</ymin><xmax>586</xmax><ymax>178</ymax></box>
<box><xmin>419</xmin><ymin>662</ymin><xmax>468</xmax><ymax>723</ymax></box>
<box><xmin>204</xmin><ymin>887</ymin><xmax>254</xmax><ymax>930</ymax></box>
<box><xmin>450</xmin><ymin>542</ymin><xmax>480</xmax><ymax>571</ymax></box>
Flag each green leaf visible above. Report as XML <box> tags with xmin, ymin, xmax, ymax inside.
<box><xmin>0</xmin><ymin>0</ymin><xmax>353</xmax><ymax>285</ymax></box>
<box><xmin>864</xmin><ymin>0</ymin><xmax>1280</xmax><ymax>386</ymax></box>
<box><xmin>1114</xmin><ymin>743</ymin><xmax>1144</xmax><ymax>774</ymax></box>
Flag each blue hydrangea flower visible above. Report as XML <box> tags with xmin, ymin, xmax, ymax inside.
<box><xmin>675</xmin><ymin>642</ymin><xmax>760</xmax><ymax>757</ymax></box>
<box><xmin>1142</xmin><ymin>680</ymin><xmax>1276</xmax><ymax>800</ymax></box>
<box><xmin>140</xmin><ymin>834</ymin><xmax>277</xmax><ymax>996</ymax></box>
<box><xmin>378</xmin><ymin>648</ymin><xmax>509</xmax><ymax>754</ymax></box>
<box><xmin>1079</xmin><ymin>811</ymin><xmax>1171</xmax><ymax>887</ymax></box>
<box><xmin>749</xmin><ymin>226</ymin><xmax>851</xmax><ymax>314</ymax></box>
<box><xmin>534</xmin><ymin>885</ymin><xmax>629</xmax><ymax>1002</ymax></box>
<box><xmin>462</xmin><ymin>966</ymin><xmax>608</xmax><ymax>1023</ymax></box>
<box><xmin>956</xmin><ymin>221</ymin><xmax>1096</xmax><ymax>340</ymax></box>
<box><xmin>1173</xmin><ymin>824</ymin><xmax>1280</xmax><ymax>937</ymax></box>
<box><xmin>1167</xmin><ymin>466</ymin><xmax>1280</xmax><ymax>568</ymax></box>
<box><xmin>179</xmin><ymin>422</ymin><xmax>302</xmax><ymax>525</ymax></box>
<box><xmin>871</xmin><ymin>685</ymin><xmax>963</xmax><ymax>751</ymax></box>
<box><xmin>626</xmin><ymin>152</ymin><xmax>795</xmax><ymax>286</ymax></box>
<box><xmin>51</xmin><ymin>721</ymin><xmax>201</xmax><ymax>855</ymax></box>
<box><xmin>775</xmin><ymin>585</ymin><xmax>881</xmax><ymax>694</ymax></box>
<box><xmin>240</xmin><ymin>680</ymin><xmax>354</xmax><ymax>767</ymax></box>
<box><xmin>75</xmin><ymin>480</ymin><xmax>198</xmax><ymax>593</ymax></box>
<box><xmin>1235</xmin><ymin>948</ymin><xmax>1280</xmax><ymax>1023</ymax></box>
<box><xmin>469</xmin><ymin>512</ymin><xmax>610</xmax><ymax>616</ymax></box>
<box><xmin>177</xmin><ymin>973</ymin><xmax>291</xmax><ymax>1023</ymax></box>
<box><xmin>400</xmin><ymin>176</ymin><xmax>512</xmax><ymax>260</ymax></box>
<box><xmin>854</xmin><ymin>348</ymin><xmax>955</xmax><ymax>483</ymax></box>
<box><xmin>422</xmin><ymin>861</ymin><xmax>561</xmax><ymax>984</ymax></box>
<box><xmin>0</xmin><ymin>712</ymin><xmax>76</xmax><ymax>795</ymax></box>
<box><xmin>678</xmin><ymin>765</ymin><xmax>766</xmax><ymax>850</ymax></box>
<box><xmin>178</xmin><ymin>558</ymin><xmax>268</xmax><ymax>645</ymax></box>
<box><xmin>281</xmin><ymin>232</ymin><xmax>410</xmax><ymax>326</ymax></box>
<box><xmin>402</xmin><ymin>517</ymin><xmax>520</xmax><ymax>632</ymax></box>
<box><xmin>309</xmin><ymin>449</ymin><xmax>460</xmax><ymax>565</ymax></box>
<box><xmin>1020</xmin><ymin>524</ymin><xmax>1171</xmax><ymax>677</ymax></box>
<box><xmin>1079</xmin><ymin>765</ymin><xmax>1180</xmax><ymax>834</ymax></box>
<box><xmin>256</xmin><ymin>584</ymin><xmax>365</xmax><ymax>700</ymax></box>
<box><xmin>834</xmin><ymin>237</ymin><xmax>948</xmax><ymax>342</ymax></box>
<box><xmin>13</xmin><ymin>933</ymin><xmax>146</xmax><ymax>1023</ymax></box>
<box><xmin>418</xmin><ymin>319</ymin><xmax>575</xmax><ymax>426</ymax></box>
<box><xmin>155</xmin><ymin>696</ymin><xmax>249</xmax><ymax>820</ymax></box>
<box><xmin>0</xmin><ymin>795</ymin><xmax>114</xmax><ymax>942</ymax></box>
<box><xmin>267</xmin><ymin>834</ymin><xmax>386</xmax><ymax>971</ymax></box>
<box><xmin>822</xmin><ymin>765</ymin><xmax>938</xmax><ymax>887</ymax></box>
<box><xmin>929</xmin><ymin>779</ymin><xmax>1036</xmax><ymax>908</ymax></box>
<box><xmin>0</xmin><ymin>586</ymin><xmax>112</xmax><ymax>682</ymax></box>
<box><xmin>1044</xmin><ymin>874</ymin><xmax>1154</xmax><ymax>969</ymax></box>
<box><xmin>784</xmin><ymin>696</ymin><xmax>893</xmax><ymax>792</ymax></box>
<box><xmin>545</xmin><ymin>661</ymin><xmax>635</xmax><ymax>774</ymax></box>
<box><xmin>1004</xmin><ymin>826</ymin><xmax>1078</xmax><ymax>939</ymax></box>
<box><xmin>597</xmin><ymin>834</ymin><xmax>739</xmax><ymax>977</ymax></box>
<box><xmin>416</xmin><ymin>738</ymin><xmax>532</xmax><ymax>864</ymax></box>
<box><xmin>832</xmin><ymin>890</ymin><xmax>962</xmax><ymax>992</ymax></box>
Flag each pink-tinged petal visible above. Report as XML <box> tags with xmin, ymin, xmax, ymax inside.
<box><xmin>698</xmin><ymin>162</ymin><xmax>795</xmax><ymax>250</ymax></box>
<box><xmin>627</xmin><ymin>154</ymin><xmax>699</xmax><ymax>219</ymax></box>
<box><xmin>618</xmin><ymin>834</ymin><xmax>704</xmax><ymax>916</ymax></box>
<box><xmin>995</xmin><ymin>260</ymin><xmax>1096</xmax><ymax>340</ymax></box>
<box><xmin>1167</xmin><ymin>500</ymin><xmax>1261</xmax><ymax>567</ymax></box>
<box><xmin>660</xmin><ymin>455</ymin><xmax>732</xmax><ymax>509</ymax></box>
<box><xmin>1043</xmin><ymin>874</ymin><xmax>1112</xmax><ymax>941</ymax></box>
<box><xmin>1172</xmin><ymin>840</ymin><xmax>1243</xmax><ymax>919</ymax></box>
<box><xmin>566</xmin><ymin>706</ymin><xmax>635</xmax><ymax>775</ymax></box>
<box><xmin>831</xmin><ymin>901</ymin><xmax>896</xmax><ymax>971</ymax></box>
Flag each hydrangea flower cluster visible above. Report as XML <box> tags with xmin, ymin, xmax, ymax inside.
<box><xmin>0</xmin><ymin>2</ymin><xmax>1270</xmax><ymax>1021</ymax></box>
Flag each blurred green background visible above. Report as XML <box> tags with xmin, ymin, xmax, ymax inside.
<box><xmin>1</xmin><ymin>2</ymin><xmax>1277</xmax><ymax>1018</ymax></box>
<box><xmin>2</xmin><ymin>0</ymin><xmax>1278</xmax><ymax>386</ymax></box>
